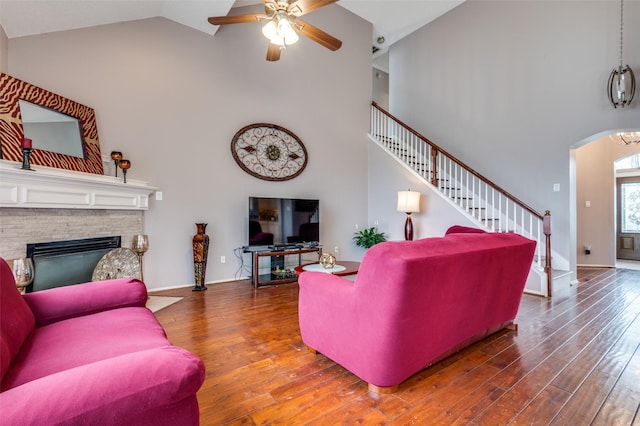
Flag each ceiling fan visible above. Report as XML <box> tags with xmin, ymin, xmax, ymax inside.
<box><xmin>208</xmin><ymin>0</ymin><xmax>342</xmax><ymax>62</ymax></box>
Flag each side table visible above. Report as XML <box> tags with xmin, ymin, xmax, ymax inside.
<box><xmin>294</xmin><ymin>261</ymin><xmax>360</xmax><ymax>277</ymax></box>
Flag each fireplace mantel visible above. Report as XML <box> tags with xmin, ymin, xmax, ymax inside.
<box><xmin>0</xmin><ymin>160</ymin><xmax>157</xmax><ymax>210</ymax></box>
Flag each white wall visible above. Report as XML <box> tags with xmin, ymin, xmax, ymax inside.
<box><xmin>388</xmin><ymin>0</ymin><xmax>639</xmax><ymax>274</ymax></box>
<box><xmin>0</xmin><ymin>25</ymin><xmax>7</xmax><ymax>73</ymax></box>
<box><xmin>367</xmin><ymin>139</ymin><xmax>476</xmax><ymax>248</ymax></box>
<box><xmin>7</xmin><ymin>5</ymin><xmax>372</xmax><ymax>289</ymax></box>
<box><xmin>372</xmin><ymin>68</ymin><xmax>388</xmax><ymax>110</ymax></box>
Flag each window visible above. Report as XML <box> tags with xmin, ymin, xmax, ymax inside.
<box><xmin>621</xmin><ymin>182</ymin><xmax>640</xmax><ymax>233</ymax></box>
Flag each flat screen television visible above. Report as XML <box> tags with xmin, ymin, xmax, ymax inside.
<box><xmin>248</xmin><ymin>197</ymin><xmax>319</xmax><ymax>250</ymax></box>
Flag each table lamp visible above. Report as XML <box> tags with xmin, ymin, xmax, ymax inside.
<box><xmin>397</xmin><ymin>190</ymin><xmax>420</xmax><ymax>241</ymax></box>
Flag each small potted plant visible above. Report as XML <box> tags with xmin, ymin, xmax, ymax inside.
<box><xmin>353</xmin><ymin>227</ymin><xmax>387</xmax><ymax>249</ymax></box>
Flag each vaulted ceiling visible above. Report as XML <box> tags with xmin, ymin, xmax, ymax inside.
<box><xmin>0</xmin><ymin>0</ymin><xmax>464</xmax><ymax>67</ymax></box>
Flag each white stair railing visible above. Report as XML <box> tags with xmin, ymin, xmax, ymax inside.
<box><xmin>370</xmin><ymin>102</ymin><xmax>552</xmax><ymax>296</ymax></box>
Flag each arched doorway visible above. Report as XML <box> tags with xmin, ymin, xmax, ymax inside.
<box><xmin>573</xmin><ymin>131</ymin><xmax>640</xmax><ymax>270</ymax></box>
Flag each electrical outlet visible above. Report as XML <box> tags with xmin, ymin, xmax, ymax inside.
<box><xmin>155</xmin><ymin>191</ymin><xmax>163</xmax><ymax>201</ymax></box>
<box><xmin>584</xmin><ymin>245</ymin><xmax>591</xmax><ymax>255</ymax></box>
<box><xmin>220</xmin><ymin>256</ymin><xmax>226</xmax><ymax>263</ymax></box>
<box><xmin>334</xmin><ymin>246</ymin><xmax>339</xmax><ymax>254</ymax></box>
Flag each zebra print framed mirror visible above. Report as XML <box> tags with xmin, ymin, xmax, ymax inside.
<box><xmin>0</xmin><ymin>73</ymin><xmax>104</xmax><ymax>174</ymax></box>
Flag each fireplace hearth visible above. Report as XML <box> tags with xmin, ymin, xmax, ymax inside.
<box><xmin>26</xmin><ymin>236</ymin><xmax>121</xmax><ymax>292</ymax></box>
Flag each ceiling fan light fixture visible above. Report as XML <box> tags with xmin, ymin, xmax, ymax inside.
<box><xmin>277</xmin><ymin>18</ymin><xmax>298</xmax><ymax>43</ymax></box>
<box><xmin>262</xmin><ymin>15</ymin><xmax>298</xmax><ymax>46</ymax></box>
<box><xmin>208</xmin><ymin>0</ymin><xmax>340</xmax><ymax>61</ymax></box>
<box><xmin>262</xmin><ymin>20</ymin><xmax>278</xmax><ymax>40</ymax></box>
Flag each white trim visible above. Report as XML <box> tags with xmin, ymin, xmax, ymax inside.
<box><xmin>0</xmin><ymin>159</ymin><xmax>157</xmax><ymax>210</ymax></box>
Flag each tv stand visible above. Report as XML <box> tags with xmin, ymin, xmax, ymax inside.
<box><xmin>268</xmin><ymin>244</ymin><xmax>303</xmax><ymax>251</ymax></box>
<box><xmin>246</xmin><ymin>246</ymin><xmax>322</xmax><ymax>288</ymax></box>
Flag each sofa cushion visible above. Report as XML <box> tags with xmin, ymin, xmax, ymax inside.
<box><xmin>0</xmin><ymin>258</ymin><xmax>35</xmax><ymax>383</ymax></box>
<box><xmin>1</xmin><ymin>307</ymin><xmax>169</xmax><ymax>391</ymax></box>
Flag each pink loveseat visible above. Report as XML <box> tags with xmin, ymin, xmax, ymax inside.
<box><xmin>298</xmin><ymin>227</ymin><xmax>536</xmax><ymax>392</ymax></box>
<box><xmin>0</xmin><ymin>257</ymin><xmax>205</xmax><ymax>425</ymax></box>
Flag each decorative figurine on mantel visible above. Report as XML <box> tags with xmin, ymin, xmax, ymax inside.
<box><xmin>192</xmin><ymin>223</ymin><xmax>209</xmax><ymax>291</ymax></box>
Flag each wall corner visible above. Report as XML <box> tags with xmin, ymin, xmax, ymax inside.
<box><xmin>0</xmin><ymin>24</ymin><xmax>8</xmax><ymax>73</ymax></box>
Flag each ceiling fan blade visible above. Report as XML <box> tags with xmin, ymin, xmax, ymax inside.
<box><xmin>290</xmin><ymin>0</ymin><xmax>338</xmax><ymax>16</ymax></box>
<box><xmin>296</xmin><ymin>20</ymin><xmax>342</xmax><ymax>51</ymax></box>
<box><xmin>266</xmin><ymin>43</ymin><xmax>281</xmax><ymax>62</ymax></box>
<box><xmin>208</xmin><ymin>14</ymin><xmax>266</xmax><ymax>26</ymax></box>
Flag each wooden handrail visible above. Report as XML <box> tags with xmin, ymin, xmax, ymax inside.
<box><xmin>371</xmin><ymin>102</ymin><xmax>544</xmax><ymax>220</ymax></box>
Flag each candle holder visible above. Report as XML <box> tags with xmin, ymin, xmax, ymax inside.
<box><xmin>9</xmin><ymin>257</ymin><xmax>34</xmax><ymax>294</ymax></box>
<box><xmin>131</xmin><ymin>234</ymin><xmax>149</xmax><ymax>281</ymax></box>
<box><xmin>110</xmin><ymin>151</ymin><xmax>123</xmax><ymax>177</ymax></box>
<box><xmin>21</xmin><ymin>147</ymin><xmax>34</xmax><ymax>171</ymax></box>
<box><xmin>20</xmin><ymin>137</ymin><xmax>34</xmax><ymax>171</ymax></box>
<box><xmin>119</xmin><ymin>159</ymin><xmax>131</xmax><ymax>183</ymax></box>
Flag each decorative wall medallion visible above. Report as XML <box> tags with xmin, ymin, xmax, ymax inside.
<box><xmin>231</xmin><ymin>123</ymin><xmax>307</xmax><ymax>181</ymax></box>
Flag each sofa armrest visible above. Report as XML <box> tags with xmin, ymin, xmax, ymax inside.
<box><xmin>0</xmin><ymin>346</ymin><xmax>205</xmax><ymax>426</ymax></box>
<box><xmin>23</xmin><ymin>279</ymin><xmax>147</xmax><ymax>326</ymax></box>
<box><xmin>298</xmin><ymin>272</ymin><xmax>357</xmax><ymax>306</ymax></box>
<box><xmin>298</xmin><ymin>272</ymin><xmax>360</xmax><ymax>340</ymax></box>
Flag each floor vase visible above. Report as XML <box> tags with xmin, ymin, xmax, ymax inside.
<box><xmin>192</xmin><ymin>223</ymin><xmax>209</xmax><ymax>291</ymax></box>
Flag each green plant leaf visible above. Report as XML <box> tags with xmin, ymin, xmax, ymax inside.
<box><xmin>353</xmin><ymin>227</ymin><xmax>387</xmax><ymax>249</ymax></box>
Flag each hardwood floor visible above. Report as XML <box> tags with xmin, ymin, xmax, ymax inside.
<box><xmin>151</xmin><ymin>267</ymin><xmax>640</xmax><ymax>425</ymax></box>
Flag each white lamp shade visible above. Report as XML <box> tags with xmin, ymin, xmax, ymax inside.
<box><xmin>397</xmin><ymin>190</ymin><xmax>420</xmax><ymax>213</ymax></box>
<box><xmin>262</xmin><ymin>20</ymin><xmax>278</xmax><ymax>40</ymax></box>
<box><xmin>277</xmin><ymin>19</ymin><xmax>299</xmax><ymax>44</ymax></box>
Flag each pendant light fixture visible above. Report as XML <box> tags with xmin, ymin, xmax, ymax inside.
<box><xmin>610</xmin><ymin>131</ymin><xmax>640</xmax><ymax>145</ymax></box>
<box><xmin>607</xmin><ymin>0</ymin><xmax>636</xmax><ymax>108</ymax></box>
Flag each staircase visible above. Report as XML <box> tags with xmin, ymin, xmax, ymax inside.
<box><xmin>369</xmin><ymin>102</ymin><xmax>553</xmax><ymax>297</ymax></box>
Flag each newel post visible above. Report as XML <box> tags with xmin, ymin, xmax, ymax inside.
<box><xmin>543</xmin><ymin>210</ymin><xmax>552</xmax><ymax>297</ymax></box>
<box><xmin>431</xmin><ymin>149</ymin><xmax>438</xmax><ymax>186</ymax></box>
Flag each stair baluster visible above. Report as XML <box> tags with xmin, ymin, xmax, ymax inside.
<box><xmin>370</xmin><ymin>102</ymin><xmax>552</xmax><ymax>296</ymax></box>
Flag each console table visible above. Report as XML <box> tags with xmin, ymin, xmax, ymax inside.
<box><xmin>247</xmin><ymin>247</ymin><xmax>322</xmax><ymax>288</ymax></box>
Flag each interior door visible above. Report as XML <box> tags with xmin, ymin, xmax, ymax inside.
<box><xmin>616</xmin><ymin>177</ymin><xmax>640</xmax><ymax>260</ymax></box>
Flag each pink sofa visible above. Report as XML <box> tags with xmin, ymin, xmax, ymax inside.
<box><xmin>298</xmin><ymin>227</ymin><xmax>536</xmax><ymax>392</ymax></box>
<box><xmin>0</xmin><ymin>257</ymin><xmax>205</xmax><ymax>425</ymax></box>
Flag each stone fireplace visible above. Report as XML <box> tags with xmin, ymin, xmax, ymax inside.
<box><xmin>0</xmin><ymin>159</ymin><xmax>156</xmax><ymax>283</ymax></box>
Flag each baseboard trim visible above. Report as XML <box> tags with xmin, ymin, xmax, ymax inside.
<box><xmin>576</xmin><ymin>264</ymin><xmax>614</xmax><ymax>268</ymax></box>
<box><xmin>148</xmin><ymin>276</ymin><xmax>250</xmax><ymax>293</ymax></box>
